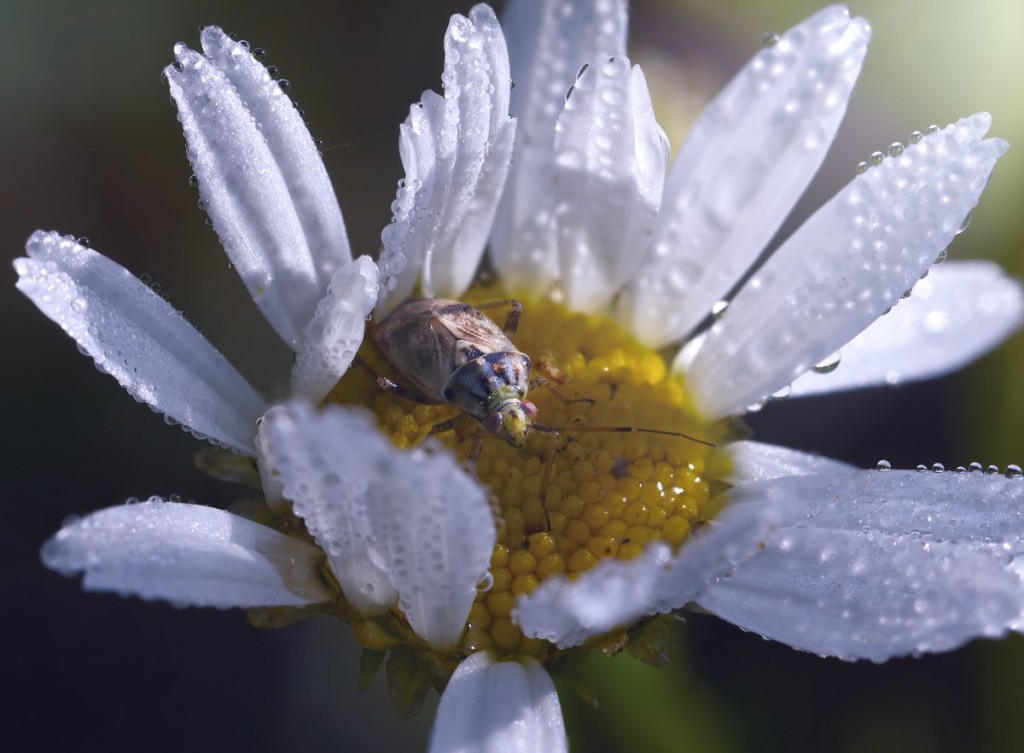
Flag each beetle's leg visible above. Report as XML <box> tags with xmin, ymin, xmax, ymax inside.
<box><xmin>536</xmin><ymin>431</ymin><xmax>559</xmax><ymax>531</ymax></box>
<box><xmin>474</xmin><ymin>298</ymin><xmax>523</xmax><ymax>336</ymax></box>
<box><xmin>374</xmin><ymin>375</ymin><xmax>437</xmax><ymax>406</ymax></box>
<box><xmin>426</xmin><ymin>416</ymin><xmax>458</xmax><ymax>438</ymax></box>
<box><xmin>468</xmin><ymin>434</ymin><xmax>485</xmax><ymax>463</ymax></box>
<box><xmin>535</xmin><ymin>358</ymin><xmax>569</xmax><ymax>384</ymax></box>
<box><xmin>530</xmin><ymin>376</ymin><xmax>594</xmax><ymax>407</ymax></box>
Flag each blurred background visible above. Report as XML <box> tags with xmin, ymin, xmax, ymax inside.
<box><xmin>3</xmin><ymin>1</ymin><xmax>1021</xmax><ymax>751</ymax></box>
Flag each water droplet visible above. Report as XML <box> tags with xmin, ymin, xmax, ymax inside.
<box><xmin>986</xmin><ymin>464</ymin><xmax>1000</xmax><ymax>474</ymax></box>
<box><xmin>76</xmin><ymin>236</ymin><xmax>91</xmax><ymax>248</ymax></box>
<box><xmin>771</xmin><ymin>385</ymin><xmax>792</xmax><ymax>400</ymax></box>
<box><xmin>887</xmin><ymin>142</ymin><xmax>904</xmax><ymax>158</ymax></box>
<box><xmin>957</xmin><ymin>210</ymin><xmax>972</xmax><ymax>234</ymax></box>
<box><xmin>253</xmin><ymin>47</ymin><xmax>267</xmax><ymax>61</ymax></box>
<box><xmin>576</xmin><ymin>63</ymin><xmax>589</xmax><ymax>80</ymax></box>
<box><xmin>875</xmin><ymin>460</ymin><xmax>892</xmax><ymax>471</ymax></box>
<box><xmin>955</xmin><ymin>466</ymin><xmax>967</xmax><ymax>474</ymax></box>
<box><xmin>197</xmin><ymin>199</ymin><xmax>206</xmax><ymax>211</ymax></box>
<box><xmin>934</xmin><ymin>248</ymin><xmax>948</xmax><ymax>264</ymax></box>
<box><xmin>856</xmin><ymin>160</ymin><xmax>870</xmax><ymax>174</ymax></box>
<box><xmin>171</xmin><ymin>60</ymin><xmax>183</xmax><ymax>72</ymax></box>
<box><xmin>931</xmin><ymin>463</ymin><xmax>945</xmax><ymax>473</ymax></box>
<box><xmin>762</xmin><ymin>33</ymin><xmax>780</xmax><ymax>48</ymax></box>
<box><xmin>926</xmin><ymin>124</ymin><xmax>940</xmax><ymax>135</ymax></box>
<box><xmin>711</xmin><ymin>300</ymin><xmax>729</xmax><ymax>319</ymax></box>
<box><xmin>187</xmin><ymin>173</ymin><xmax>199</xmax><ymax>188</ymax></box>
<box><xmin>278</xmin><ymin>78</ymin><xmax>291</xmax><ymax>94</ymax></box>
<box><xmin>477</xmin><ymin>572</ymin><xmax>494</xmax><ymax>592</ymax></box>
<box><xmin>1006</xmin><ymin>464</ymin><xmax>1022</xmax><ymax>478</ymax></box>
<box><xmin>267</xmin><ymin>65</ymin><xmax>280</xmax><ymax>79</ymax></box>
<box><xmin>969</xmin><ymin>461</ymin><xmax>983</xmax><ymax>472</ymax></box>
<box><xmin>916</xmin><ymin>464</ymin><xmax>929</xmax><ymax>473</ymax></box>
<box><xmin>813</xmin><ymin>351</ymin><xmax>842</xmax><ymax>374</ymax></box>
<box><xmin>869</xmin><ymin>151</ymin><xmax>885</xmax><ymax>167</ymax></box>
<box><xmin>909</xmin><ymin>130</ymin><xmax>925</xmax><ymax>144</ymax></box>
<box><xmin>564</xmin><ymin>84</ymin><xmax>575</xmax><ymax>102</ymax></box>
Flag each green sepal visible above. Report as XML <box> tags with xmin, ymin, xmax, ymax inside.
<box><xmin>359</xmin><ymin>649</ymin><xmax>386</xmax><ymax>693</ymax></box>
<box><xmin>245</xmin><ymin>603</ymin><xmax>333</xmax><ymax>629</ymax></box>
<box><xmin>194</xmin><ymin>447</ymin><xmax>260</xmax><ymax>486</ymax></box>
<box><xmin>385</xmin><ymin>646</ymin><xmax>432</xmax><ymax>719</ymax></box>
<box><xmin>624</xmin><ymin>616</ymin><xmax>672</xmax><ymax>667</ymax></box>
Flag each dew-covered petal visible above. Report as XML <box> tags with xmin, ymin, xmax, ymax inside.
<box><xmin>364</xmin><ymin>439</ymin><xmax>496</xmax><ymax>649</ymax></box>
<box><xmin>688</xmin><ymin>113</ymin><xmax>1008</xmax><ymax>418</ymax></box>
<box><xmin>14</xmin><ymin>231</ymin><xmax>265</xmax><ymax>455</ymax></box>
<box><xmin>166</xmin><ymin>36</ymin><xmax>323</xmax><ymax>349</ymax></box>
<box><xmin>200</xmin><ymin>26</ymin><xmax>351</xmax><ymax>287</ymax></box>
<box><xmin>490</xmin><ymin>0</ymin><xmax>627</xmax><ymax>293</ymax></box>
<box><xmin>617</xmin><ymin>6</ymin><xmax>870</xmax><ymax>346</ymax></box>
<box><xmin>377</xmin><ymin>6</ymin><xmax>516</xmax><ymax>312</ymax></box>
<box><xmin>259</xmin><ymin>401</ymin><xmax>494</xmax><ymax>647</ymax></box>
<box><xmin>291</xmin><ymin>256</ymin><xmax>378</xmax><ymax>403</ymax></box>
<box><xmin>42</xmin><ymin>498</ymin><xmax>329</xmax><ymax>607</ymax></box>
<box><xmin>430</xmin><ymin>652</ymin><xmax>568</xmax><ymax>753</ymax></box>
<box><xmin>555</xmin><ymin>58</ymin><xmax>667</xmax><ymax>312</ymax></box>
<box><xmin>514</xmin><ymin>495</ymin><xmax>783</xmax><ymax>648</ymax></box>
<box><xmin>258</xmin><ymin>401</ymin><xmax>398</xmax><ymax>613</ymax></box>
<box><xmin>727</xmin><ymin>440</ymin><xmax>855</xmax><ymax>485</ymax></box>
<box><xmin>788</xmin><ymin>261</ymin><xmax>1024</xmax><ymax>397</ymax></box>
<box><xmin>697</xmin><ymin>470</ymin><xmax>1024</xmax><ymax>661</ymax></box>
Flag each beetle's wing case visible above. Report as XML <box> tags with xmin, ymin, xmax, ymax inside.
<box><xmin>432</xmin><ymin>302</ymin><xmax>516</xmax><ymax>356</ymax></box>
<box><xmin>373</xmin><ymin>300</ymin><xmax>459</xmax><ymax>400</ymax></box>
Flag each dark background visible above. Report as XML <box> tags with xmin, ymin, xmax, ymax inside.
<box><xmin>4</xmin><ymin>1</ymin><xmax>1022</xmax><ymax>751</ymax></box>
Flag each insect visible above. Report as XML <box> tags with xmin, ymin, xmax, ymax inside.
<box><xmin>372</xmin><ymin>298</ymin><xmax>715</xmax><ymax>450</ymax></box>
<box><xmin>373</xmin><ymin>298</ymin><xmax>537</xmax><ymax>447</ymax></box>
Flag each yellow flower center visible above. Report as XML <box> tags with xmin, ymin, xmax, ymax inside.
<box><xmin>327</xmin><ymin>289</ymin><xmax>729</xmax><ymax>662</ymax></box>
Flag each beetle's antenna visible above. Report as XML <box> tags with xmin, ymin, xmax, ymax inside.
<box><xmin>532</xmin><ymin>423</ymin><xmax>716</xmax><ymax>447</ymax></box>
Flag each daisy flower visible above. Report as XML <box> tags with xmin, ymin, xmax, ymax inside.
<box><xmin>16</xmin><ymin>2</ymin><xmax>1024</xmax><ymax>752</ymax></box>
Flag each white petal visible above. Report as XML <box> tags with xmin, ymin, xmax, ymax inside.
<box><xmin>200</xmin><ymin>26</ymin><xmax>351</xmax><ymax>286</ymax></box>
<box><xmin>166</xmin><ymin>38</ymin><xmax>322</xmax><ymax>349</ymax></box>
<box><xmin>697</xmin><ymin>470</ymin><xmax>1024</xmax><ymax>660</ymax></box>
<box><xmin>430</xmin><ymin>652</ymin><xmax>567</xmax><ymax>753</ymax></box>
<box><xmin>515</xmin><ymin>496</ymin><xmax>783</xmax><ymax>648</ymax></box>
<box><xmin>291</xmin><ymin>256</ymin><xmax>378</xmax><ymax>403</ymax></box>
<box><xmin>14</xmin><ymin>231</ymin><xmax>265</xmax><ymax>455</ymax></box>
<box><xmin>259</xmin><ymin>401</ymin><xmax>495</xmax><ymax>647</ymax></box>
<box><xmin>726</xmin><ymin>440</ymin><xmax>854</xmax><ymax>485</ymax></box>
<box><xmin>490</xmin><ymin>0</ymin><xmax>628</xmax><ymax>293</ymax></box>
<box><xmin>258</xmin><ymin>401</ymin><xmax>398</xmax><ymax>613</ymax></box>
<box><xmin>788</xmin><ymin>261</ymin><xmax>1024</xmax><ymax>397</ymax></box>
<box><xmin>42</xmin><ymin>498</ymin><xmax>329</xmax><ymax>607</ymax></box>
<box><xmin>617</xmin><ymin>6</ymin><xmax>870</xmax><ymax>346</ymax></box>
<box><xmin>688</xmin><ymin>113</ymin><xmax>1008</xmax><ymax>418</ymax></box>
<box><xmin>364</xmin><ymin>440</ymin><xmax>496</xmax><ymax>649</ymax></box>
<box><xmin>554</xmin><ymin>59</ymin><xmax>667</xmax><ymax>312</ymax></box>
<box><xmin>377</xmin><ymin>6</ymin><xmax>516</xmax><ymax>312</ymax></box>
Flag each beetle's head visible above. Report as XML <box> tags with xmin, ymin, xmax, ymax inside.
<box><xmin>484</xmin><ymin>399</ymin><xmax>538</xmax><ymax>448</ymax></box>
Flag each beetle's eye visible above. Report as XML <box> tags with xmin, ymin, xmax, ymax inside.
<box><xmin>522</xmin><ymin>401</ymin><xmax>538</xmax><ymax>421</ymax></box>
<box><xmin>484</xmin><ymin>412</ymin><xmax>503</xmax><ymax>434</ymax></box>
